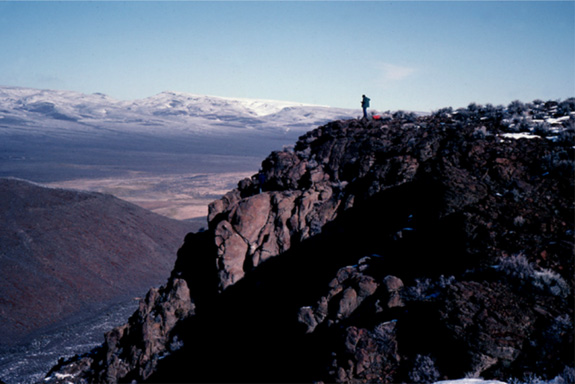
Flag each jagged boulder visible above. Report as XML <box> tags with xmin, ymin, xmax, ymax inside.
<box><xmin>382</xmin><ymin>275</ymin><xmax>404</xmax><ymax>308</ymax></box>
<box><xmin>209</xmin><ymin>183</ymin><xmax>340</xmax><ymax>291</ymax></box>
<box><xmin>297</xmin><ymin>260</ymin><xmax>380</xmax><ymax>333</ymax></box>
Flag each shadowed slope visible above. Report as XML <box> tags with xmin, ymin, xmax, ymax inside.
<box><xmin>0</xmin><ymin>178</ymin><xmax>197</xmax><ymax>346</ymax></box>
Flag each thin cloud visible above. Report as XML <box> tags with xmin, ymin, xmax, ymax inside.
<box><xmin>377</xmin><ymin>62</ymin><xmax>418</xmax><ymax>82</ymax></box>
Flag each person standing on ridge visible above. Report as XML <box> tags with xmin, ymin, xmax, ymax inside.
<box><xmin>257</xmin><ymin>170</ymin><xmax>266</xmax><ymax>194</ymax></box>
<box><xmin>361</xmin><ymin>94</ymin><xmax>370</xmax><ymax>120</ymax></box>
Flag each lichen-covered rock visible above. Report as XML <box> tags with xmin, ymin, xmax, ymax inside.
<box><xmin>331</xmin><ymin>321</ymin><xmax>400</xmax><ymax>383</ymax></box>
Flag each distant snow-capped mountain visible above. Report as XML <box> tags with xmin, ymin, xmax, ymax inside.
<box><xmin>0</xmin><ymin>86</ymin><xmax>357</xmax><ymax>137</ymax></box>
<box><xmin>0</xmin><ymin>86</ymin><xmax>359</xmax><ymax>183</ymax></box>
<box><xmin>138</xmin><ymin>91</ymin><xmax>326</xmax><ymax>117</ymax></box>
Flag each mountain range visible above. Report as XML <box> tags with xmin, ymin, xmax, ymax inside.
<box><xmin>0</xmin><ymin>87</ymin><xmax>353</xmax><ymax>135</ymax></box>
<box><xmin>0</xmin><ymin>86</ymin><xmax>357</xmax><ymax>182</ymax></box>
<box><xmin>0</xmin><ymin>86</ymin><xmax>359</xmax><ymax>221</ymax></box>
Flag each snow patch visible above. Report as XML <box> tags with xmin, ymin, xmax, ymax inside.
<box><xmin>54</xmin><ymin>373</ymin><xmax>74</xmax><ymax>379</ymax></box>
<box><xmin>499</xmin><ymin>132</ymin><xmax>541</xmax><ymax>140</ymax></box>
<box><xmin>546</xmin><ymin>116</ymin><xmax>570</xmax><ymax>125</ymax></box>
<box><xmin>433</xmin><ymin>379</ymin><xmax>507</xmax><ymax>384</ymax></box>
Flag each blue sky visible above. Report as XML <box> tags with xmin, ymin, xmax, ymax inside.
<box><xmin>0</xmin><ymin>1</ymin><xmax>573</xmax><ymax>112</ymax></box>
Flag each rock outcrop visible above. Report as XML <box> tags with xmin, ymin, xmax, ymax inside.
<box><xmin>43</xmin><ymin>100</ymin><xmax>574</xmax><ymax>383</ymax></box>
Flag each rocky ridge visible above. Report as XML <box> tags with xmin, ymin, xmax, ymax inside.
<box><xmin>43</xmin><ymin>99</ymin><xmax>574</xmax><ymax>383</ymax></box>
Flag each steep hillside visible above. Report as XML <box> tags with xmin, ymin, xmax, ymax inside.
<box><xmin>44</xmin><ymin>100</ymin><xmax>574</xmax><ymax>383</ymax></box>
<box><xmin>0</xmin><ymin>178</ymin><xmax>197</xmax><ymax>347</ymax></box>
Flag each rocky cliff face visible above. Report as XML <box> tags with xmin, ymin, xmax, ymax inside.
<box><xmin>44</xmin><ymin>101</ymin><xmax>574</xmax><ymax>383</ymax></box>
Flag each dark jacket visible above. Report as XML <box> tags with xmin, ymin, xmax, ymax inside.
<box><xmin>362</xmin><ymin>96</ymin><xmax>370</xmax><ymax>108</ymax></box>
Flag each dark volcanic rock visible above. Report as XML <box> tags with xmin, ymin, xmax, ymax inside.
<box><xmin>0</xmin><ymin>178</ymin><xmax>196</xmax><ymax>347</ymax></box>
<box><xmin>44</xmin><ymin>101</ymin><xmax>574</xmax><ymax>383</ymax></box>
<box><xmin>439</xmin><ymin>281</ymin><xmax>538</xmax><ymax>378</ymax></box>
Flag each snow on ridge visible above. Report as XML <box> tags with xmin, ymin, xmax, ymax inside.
<box><xmin>0</xmin><ymin>86</ymin><xmax>358</xmax><ymax>137</ymax></box>
<box><xmin>0</xmin><ymin>86</ymin><xmax>128</xmax><ymax>122</ymax></box>
<box><xmin>138</xmin><ymin>90</ymin><xmax>331</xmax><ymax>117</ymax></box>
<box><xmin>0</xmin><ymin>87</ymin><xmax>312</xmax><ymax>117</ymax></box>
<box><xmin>433</xmin><ymin>379</ymin><xmax>507</xmax><ymax>384</ymax></box>
<box><xmin>0</xmin><ymin>86</ymin><xmax>120</xmax><ymax>105</ymax></box>
<box><xmin>0</xmin><ymin>86</ymin><xmax>345</xmax><ymax>120</ymax></box>
<box><xmin>499</xmin><ymin>132</ymin><xmax>541</xmax><ymax>140</ymax></box>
